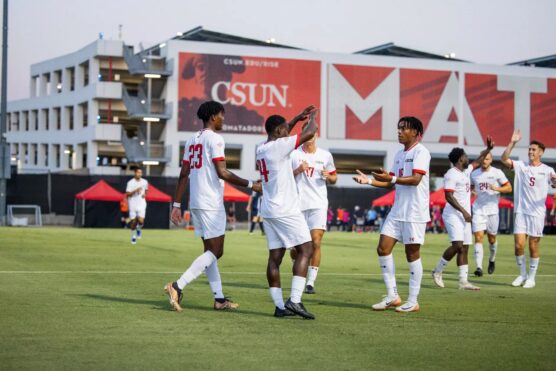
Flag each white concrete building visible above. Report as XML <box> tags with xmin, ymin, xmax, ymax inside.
<box><xmin>7</xmin><ymin>27</ymin><xmax>556</xmax><ymax>186</ymax></box>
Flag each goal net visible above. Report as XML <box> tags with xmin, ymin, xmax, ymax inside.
<box><xmin>7</xmin><ymin>205</ymin><xmax>43</xmax><ymax>227</ymax></box>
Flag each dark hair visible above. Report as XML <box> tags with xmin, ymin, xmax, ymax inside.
<box><xmin>197</xmin><ymin>101</ymin><xmax>225</xmax><ymax>123</ymax></box>
<box><xmin>398</xmin><ymin>116</ymin><xmax>424</xmax><ymax>137</ymax></box>
<box><xmin>448</xmin><ymin>147</ymin><xmax>465</xmax><ymax>165</ymax></box>
<box><xmin>134</xmin><ymin>167</ymin><xmax>143</xmax><ymax>173</ymax></box>
<box><xmin>265</xmin><ymin>115</ymin><xmax>286</xmax><ymax>135</ymax></box>
<box><xmin>530</xmin><ymin>140</ymin><xmax>545</xmax><ymax>151</ymax></box>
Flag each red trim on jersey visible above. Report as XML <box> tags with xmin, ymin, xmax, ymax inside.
<box><xmin>404</xmin><ymin>141</ymin><xmax>419</xmax><ymax>152</ymax></box>
<box><xmin>444</xmin><ymin>189</ymin><xmax>455</xmax><ymax>192</ymax></box>
<box><xmin>501</xmin><ymin>181</ymin><xmax>510</xmax><ymax>186</ymax></box>
<box><xmin>328</xmin><ymin>170</ymin><xmax>337</xmax><ymax>175</ymax></box>
<box><xmin>413</xmin><ymin>169</ymin><xmax>427</xmax><ymax>175</ymax></box>
<box><xmin>389</xmin><ymin>172</ymin><xmax>395</xmax><ymax>176</ymax></box>
<box><xmin>182</xmin><ymin>160</ymin><xmax>190</xmax><ymax>167</ymax></box>
<box><xmin>212</xmin><ymin>157</ymin><xmax>225</xmax><ymax>162</ymax></box>
<box><xmin>294</xmin><ymin>134</ymin><xmax>301</xmax><ymax>149</ymax></box>
<box><xmin>509</xmin><ymin>159</ymin><xmax>514</xmax><ymax>169</ymax></box>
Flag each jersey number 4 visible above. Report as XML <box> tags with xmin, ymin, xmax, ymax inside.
<box><xmin>257</xmin><ymin>159</ymin><xmax>270</xmax><ymax>182</ymax></box>
<box><xmin>188</xmin><ymin>144</ymin><xmax>203</xmax><ymax>169</ymax></box>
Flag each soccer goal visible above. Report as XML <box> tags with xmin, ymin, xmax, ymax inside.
<box><xmin>7</xmin><ymin>205</ymin><xmax>43</xmax><ymax>227</ymax></box>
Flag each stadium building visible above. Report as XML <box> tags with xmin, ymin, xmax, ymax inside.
<box><xmin>7</xmin><ymin>26</ymin><xmax>556</xmax><ymax>189</ymax></box>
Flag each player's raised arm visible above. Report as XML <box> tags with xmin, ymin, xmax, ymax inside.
<box><xmin>470</xmin><ymin>136</ymin><xmax>494</xmax><ymax>169</ymax></box>
<box><xmin>297</xmin><ymin>109</ymin><xmax>319</xmax><ymax>145</ymax></box>
<box><xmin>287</xmin><ymin>105</ymin><xmax>316</xmax><ymax>133</ymax></box>
<box><xmin>501</xmin><ymin>129</ymin><xmax>521</xmax><ymax>169</ymax></box>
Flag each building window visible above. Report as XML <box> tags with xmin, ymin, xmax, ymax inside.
<box><xmin>42</xmin><ymin>109</ymin><xmax>48</xmax><ymax>131</ymax></box>
<box><xmin>81</xmin><ymin>102</ymin><xmax>88</xmax><ymax>127</ymax></box>
<box><xmin>32</xmin><ymin>110</ymin><xmax>38</xmax><ymax>130</ymax></box>
<box><xmin>23</xmin><ymin>111</ymin><xmax>29</xmax><ymax>131</ymax></box>
<box><xmin>54</xmin><ymin>107</ymin><xmax>61</xmax><ymax>130</ymax></box>
<box><xmin>45</xmin><ymin>73</ymin><xmax>51</xmax><ymax>95</ymax></box>
<box><xmin>329</xmin><ymin>150</ymin><xmax>385</xmax><ymax>174</ymax></box>
<box><xmin>67</xmin><ymin>106</ymin><xmax>74</xmax><ymax>130</ymax></box>
<box><xmin>224</xmin><ymin>146</ymin><xmax>241</xmax><ymax>169</ymax></box>
<box><xmin>81</xmin><ymin>61</ymin><xmax>89</xmax><ymax>86</ymax></box>
<box><xmin>54</xmin><ymin>70</ymin><xmax>62</xmax><ymax>93</ymax></box>
<box><xmin>67</xmin><ymin>67</ymin><xmax>75</xmax><ymax>91</ymax></box>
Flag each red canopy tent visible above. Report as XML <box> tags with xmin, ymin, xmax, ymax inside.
<box><xmin>430</xmin><ymin>188</ymin><xmax>514</xmax><ymax>208</ymax></box>
<box><xmin>372</xmin><ymin>190</ymin><xmax>396</xmax><ymax>207</ymax></box>
<box><xmin>224</xmin><ymin>182</ymin><xmax>250</xmax><ymax>202</ymax></box>
<box><xmin>146</xmin><ymin>184</ymin><xmax>172</xmax><ymax>202</ymax></box>
<box><xmin>75</xmin><ymin>180</ymin><xmax>124</xmax><ymax>201</ymax></box>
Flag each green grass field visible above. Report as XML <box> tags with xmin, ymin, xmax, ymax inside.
<box><xmin>1</xmin><ymin>227</ymin><xmax>555</xmax><ymax>370</ymax></box>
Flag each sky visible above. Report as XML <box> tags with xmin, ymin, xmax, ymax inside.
<box><xmin>2</xmin><ymin>0</ymin><xmax>556</xmax><ymax>100</ymax></box>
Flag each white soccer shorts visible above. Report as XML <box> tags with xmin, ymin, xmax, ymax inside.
<box><xmin>514</xmin><ymin>212</ymin><xmax>544</xmax><ymax>238</ymax></box>
<box><xmin>264</xmin><ymin>214</ymin><xmax>312</xmax><ymax>250</ymax></box>
<box><xmin>380</xmin><ymin>216</ymin><xmax>426</xmax><ymax>245</ymax></box>
<box><xmin>472</xmin><ymin>213</ymin><xmax>499</xmax><ymax>235</ymax></box>
<box><xmin>191</xmin><ymin>209</ymin><xmax>226</xmax><ymax>239</ymax></box>
<box><xmin>444</xmin><ymin>213</ymin><xmax>472</xmax><ymax>245</ymax></box>
<box><xmin>302</xmin><ymin>208</ymin><xmax>327</xmax><ymax>231</ymax></box>
<box><xmin>128</xmin><ymin>201</ymin><xmax>146</xmax><ymax>219</ymax></box>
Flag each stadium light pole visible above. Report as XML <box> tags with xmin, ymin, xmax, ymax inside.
<box><xmin>0</xmin><ymin>0</ymin><xmax>9</xmax><ymax>226</ymax></box>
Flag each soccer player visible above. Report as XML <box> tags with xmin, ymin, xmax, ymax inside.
<box><xmin>501</xmin><ymin>129</ymin><xmax>556</xmax><ymax>288</ymax></box>
<box><xmin>432</xmin><ymin>139</ymin><xmax>494</xmax><ymax>291</ymax></box>
<box><xmin>125</xmin><ymin>168</ymin><xmax>148</xmax><ymax>245</ymax></box>
<box><xmin>246</xmin><ymin>191</ymin><xmax>265</xmax><ymax>235</ymax></box>
<box><xmin>256</xmin><ymin>106</ymin><xmax>318</xmax><ymax>319</ymax></box>
<box><xmin>290</xmin><ymin>124</ymin><xmax>337</xmax><ymax>294</ymax></box>
<box><xmin>352</xmin><ymin>116</ymin><xmax>430</xmax><ymax>313</ymax></box>
<box><xmin>164</xmin><ymin>101</ymin><xmax>262</xmax><ymax>312</ymax></box>
<box><xmin>470</xmin><ymin>152</ymin><xmax>512</xmax><ymax>276</ymax></box>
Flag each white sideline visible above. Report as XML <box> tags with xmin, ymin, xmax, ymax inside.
<box><xmin>0</xmin><ymin>271</ymin><xmax>555</xmax><ymax>277</ymax></box>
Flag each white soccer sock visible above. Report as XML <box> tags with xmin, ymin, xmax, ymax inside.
<box><xmin>269</xmin><ymin>287</ymin><xmax>285</xmax><ymax>309</ymax></box>
<box><xmin>306</xmin><ymin>266</ymin><xmax>319</xmax><ymax>287</ymax></box>
<box><xmin>176</xmin><ymin>251</ymin><xmax>217</xmax><ymax>290</ymax></box>
<box><xmin>205</xmin><ymin>260</ymin><xmax>224</xmax><ymax>299</ymax></box>
<box><xmin>458</xmin><ymin>264</ymin><xmax>469</xmax><ymax>283</ymax></box>
<box><xmin>474</xmin><ymin>243</ymin><xmax>484</xmax><ymax>269</ymax></box>
<box><xmin>378</xmin><ymin>255</ymin><xmax>398</xmax><ymax>298</ymax></box>
<box><xmin>290</xmin><ymin>275</ymin><xmax>306</xmax><ymax>304</ymax></box>
<box><xmin>528</xmin><ymin>257</ymin><xmax>540</xmax><ymax>281</ymax></box>
<box><xmin>434</xmin><ymin>257</ymin><xmax>449</xmax><ymax>273</ymax></box>
<box><xmin>407</xmin><ymin>259</ymin><xmax>423</xmax><ymax>305</ymax></box>
<box><xmin>489</xmin><ymin>242</ymin><xmax>497</xmax><ymax>262</ymax></box>
<box><xmin>516</xmin><ymin>255</ymin><xmax>527</xmax><ymax>278</ymax></box>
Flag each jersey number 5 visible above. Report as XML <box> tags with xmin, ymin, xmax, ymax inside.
<box><xmin>529</xmin><ymin>177</ymin><xmax>535</xmax><ymax>186</ymax></box>
<box><xmin>188</xmin><ymin>144</ymin><xmax>203</xmax><ymax>169</ymax></box>
<box><xmin>257</xmin><ymin>159</ymin><xmax>270</xmax><ymax>182</ymax></box>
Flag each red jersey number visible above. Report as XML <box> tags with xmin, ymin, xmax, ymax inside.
<box><xmin>529</xmin><ymin>177</ymin><xmax>535</xmax><ymax>186</ymax></box>
<box><xmin>188</xmin><ymin>144</ymin><xmax>203</xmax><ymax>169</ymax></box>
<box><xmin>257</xmin><ymin>159</ymin><xmax>270</xmax><ymax>182</ymax></box>
<box><xmin>305</xmin><ymin>167</ymin><xmax>315</xmax><ymax>177</ymax></box>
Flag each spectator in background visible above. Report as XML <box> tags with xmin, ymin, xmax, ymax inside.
<box><xmin>246</xmin><ymin>191</ymin><xmax>265</xmax><ymax>235</ymax></box>
<box><xmin>226</xmin><ymin>205</ymin><xmax>236</xmax><ymax>231</ymax></box>
<box><xmin>327</xmin><ymin>207</ymin><xmax>334</xmax><ymax>231</ymax></box>
<box><xmin>120</xmin><ymin>196</ymin><xmax>130</xmax><ymax>228</ymax></box>
<box><xmin>343</xmin><ymin>209</ymin><xmax>351</xmax><ymax>232</ymax></box>
<box><xmin>366</xmin><ymin>208</ymin><xmax>378</xmax><ymax>232</ymax></box>
<box><xmin>353</xmin><ymin>205</ymin><xmax>364</xmax><ymax>232</ymax></box>
<box><xmin>336</xmin><ymin>207</ymin><xmax>344</xmax><ymax>231</ymax></box>
<box><xmin>432</xmin><ymin>205</ymin><xmax>443</xmax><ymax>233</ymax></box>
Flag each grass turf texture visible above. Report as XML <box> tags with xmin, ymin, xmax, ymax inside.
<box><xmin>0</xmin><ymin>227</ymin><xmax>555</xmax><ymax>370</ymax></box>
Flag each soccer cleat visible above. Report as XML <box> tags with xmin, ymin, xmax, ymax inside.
<box><xmin>459</xmin><ymin>281</ymin><xmax>481</xmax><ymax>290</ymax></box>
<box><xmin>136</xmin><ymin>229</ymin><xmax>142</xmax><ymax>239</ymax></box>
<box><xmin>522</xmin><ymin>279</ymin><xmax>536</xmax><ymax>289</ymax></box>
<box><xmin>131</xmin><ymin>236</ymin><xmax>137</xmax><ymax>245</ymax></box>
<box><xmin>372</xmin><ymin>296</ymin><xmax>402</xmax><ymax>311</ymax></box>
<box><xmin>304</xmin><ymin>285</ymin><xmax>315</xmax><ymax>294</ymax></box>
<box><xmin>214</xmin><ymin>298</ymin><xmax>239</xmax><ymax>310</ymax></box>
<box><xmin>488</xmin><ymin>261</ymin><xmax>495</xmax><ymax>275</ymax></box>
<box><xmin>512</xmin><ymin>275</ymin><xmax>527</xmax><ymax>287</ymax></box>
<box><xmin>432</xmin><ymin>271</ymin><xmax>445</xmax><ymax>288</ymax></box>
<box><xmin>274</xmin><ymin>306</ymin><xmax>296</xmax><ymax>317</ymax></box>
<box><xmin>285</xmin><ymin>299</ymin><xmax>315</xmax><ymax>320</ymax></box>
<box><xmin>163</xmin><ymin>282</ymin><xmax>183</xmax><ymax>312</ymax></box>
<box><xmin>474</xmin><ymin>268</ymin><xmax>483</xmax><ymax>277</ymax></box>
<box><xmin>395</xmin><ymin>302</ymin><xmax>420</xmax><ymax>313</ymax></box>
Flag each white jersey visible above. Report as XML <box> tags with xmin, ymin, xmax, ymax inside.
<box><xmin>443</xmin><ymin>165</ymin><xmax>474</xmax><ymax>217</ymax></box>
<box><xmin>512</xmin><ymin>160</ymin><xmax>556</xmax><ymax>218</ymax></box>
<box><xmin>290</xmin><ymin>147</ymin><xmax>336</xmax><ymax>211</ymax></box>
<box><xmin>126</xmin><ymin>178</ymin><xmax>148</xmax><ymax>204</ymax></box>
<box><xmin>182</xmin><ymin>129</ymin><xmax>225</xmax><ymax>211</ymax></box>
<box><xmin>256</xmin><ymin>135</ymin><xmax>301</xmax><ymax>218</ymax></box>
<box><xmin>387</xmin><ymin>142</ymin><xmax>431</xmax><ymax>223</ymax></box>
<box><xmin>471</xmin><ymin>166</ymin><xmax>509</xmax><ymax>215</ymax></box>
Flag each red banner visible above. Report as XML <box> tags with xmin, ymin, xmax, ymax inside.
<box><xmin>178</xmin><ymin>53</ymin><xmax>321</xmax><ymax>134</ymax></box>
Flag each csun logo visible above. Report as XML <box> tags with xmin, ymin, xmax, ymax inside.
<box><xmin>211</xmin><ymin>81</ymin><xmax>289</xmax><ymax>108</ymax></box>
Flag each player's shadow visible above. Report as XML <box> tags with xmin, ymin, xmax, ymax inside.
<box><xmin>302</xmin><ymin>298</ymin><xmax>370</xmax><ymax>310</ymax></box>
<box><xmin>439</xmin><ymin>276</ymin><xmax>508</xmax><ymax>287</ymax></box>
<box><xmin>218</xmin><ymin>281</ymin><xmax>268</xmax><ymax>290</ymax></box>
<box><xmin>79</xmin><ymin>294</ymin><xmax>270</xmax><ymax>317</ymax></box>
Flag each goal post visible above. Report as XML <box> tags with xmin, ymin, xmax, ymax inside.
<box><xmin>7</xmin><ymin>205</ymin><xmax>43</xmax><ymax>227</ymax></box>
